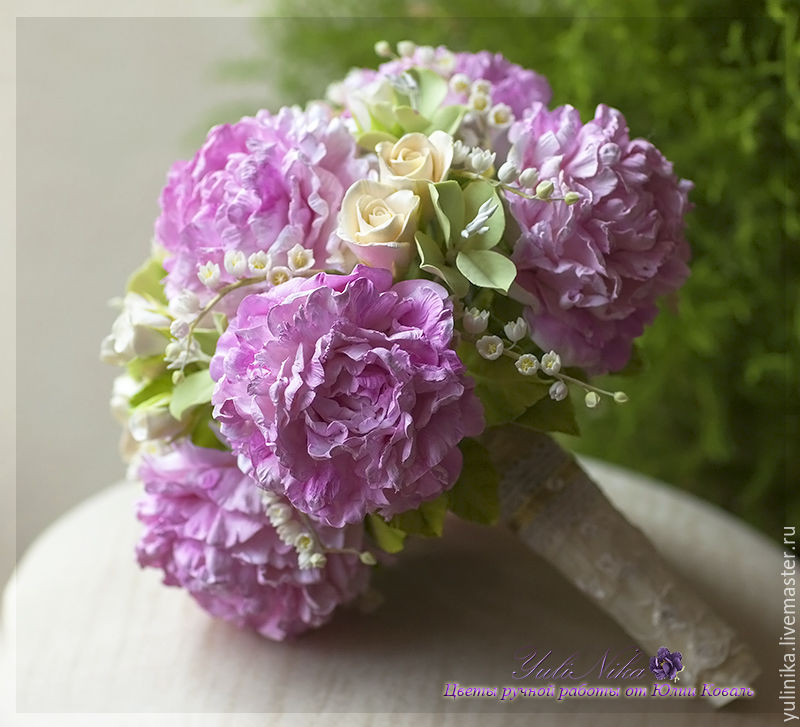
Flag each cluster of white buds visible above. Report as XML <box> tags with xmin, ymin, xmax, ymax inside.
<box><xmin>261</xmin><ymin>491</ymin><xmax>328</xmax><ymax>570</ymax></box>
<box><xmin>461</xmin><ymin>312</ymin><xmax>629</xmax><ymax>408</ymax></box>
<box><xmin>496</xmin><ymin>164</ymin><xmax>582</xmax><ymax>207</ymax></box>
<box><xmin>452</xmin><ymin>140</ymin><xmax>496</xmax><ymax>175</ymax></box>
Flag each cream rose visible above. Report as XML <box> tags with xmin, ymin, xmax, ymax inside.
<box><xmin>337</xmin><ymin>180</ymin><xmax>420</xmax><ymax>275</ymax></box>
<box><xmin>376</xmin><ymin>131</ymin><xmax>454</xmax><ymax>190</ymax></box>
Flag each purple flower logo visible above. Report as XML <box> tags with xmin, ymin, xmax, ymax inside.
<box><xmin>649</xmin><ymin>647</ymin><xmax>684</xmax><ymax>681</ymax></box>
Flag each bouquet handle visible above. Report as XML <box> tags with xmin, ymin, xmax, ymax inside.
<box><xmin>482</xmin><ymin>425</ymin><xmax>760</xmax><ymax>706</ymax></box>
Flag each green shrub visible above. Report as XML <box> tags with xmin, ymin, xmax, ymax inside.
<box><xmin>217</xmin><ymin>0</ymin><xmax>798</xmax><ymax>536</ymax></box>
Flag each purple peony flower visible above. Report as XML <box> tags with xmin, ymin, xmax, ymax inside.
<box><xmin>506</xmin><ymin>103</ymin><xmax>693</xmax><ymax>373</ymax></box>
<box><xmin>135</xmin><ymin>441</ymin><xmax>369</xmax><ymax>640</ymax></box>
<box><xmin>155</xmin><ymin>104</ymin><xmax>370</xmax><ymax>311</ymax></box>
<box><xmin>649</xmin><ymin>647</ymin><xmax>684</xmax><ymax>681</ymax></box>
<box><xmin>210</xmin><ymin>266</ymin><xmax>485</xmax><ymax>528</ymax></box>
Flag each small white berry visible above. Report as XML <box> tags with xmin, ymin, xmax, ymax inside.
<box><xmin>497</xmin><ymin>161</ymin><xmax>519</xmax><ymax>184</ymax></box>
<box><xmin>374</xmin><ymin>40</ymin><xmax>392</xmax><ymax>58</ymax></box>
<box><xmin>397</xmin><ymin>40</ymin><xmax>416</xmax><ymax>58</ymax></box>
<box><xmin>613</xmin><ymin>391</ymin><xmax>629</xmax><ymax>404</ymax></box>
<box><xmin>535</xmin><ymin>180</ymin><xmax>555</xmax><ymax>200</ymax></box>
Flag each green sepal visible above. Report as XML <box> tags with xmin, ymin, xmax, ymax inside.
<box><xmin>365</xmin><ymin>513</ymin><xmax>407</xmax><ymax>554</ymax></box>
<box><xmin>415</xmin><ymin>231</ymin><xmax>470</xmax><ymax>298</ymax></box>
<box><xmin>169</xmin><ymin>369</ymin><xmax>215</xmax><ymax>421</ymax></box>
<box><xmin>126</xmin><ymin>256</ymin><xmax>167</xmax><ymax>305</ymax></box>
<box><xmin>447</xmin><ymin>438</ymin><xmax>500</xmax><ymax>525</ymax></box>
<box><xmin>395</xmin><ymin>105</ymin><xmax>430</xmax><ymax>133</ymax></box>
<box><xmin>193</xmin><ymin>328</ymin><xmax>221</xmax><ymax>357</ymax></box>
<box><xmin>128</xmin><ymin>371</ymin><xmax>173</xmax><ymax>410</ymax></box>
<box><xmin>389</xmin><ymin>494</ymin><xmax>448</xmax><ymax>538</ymax></box>
<box><xmin>457</xmin><ymin>341</ymin><xmax>550</xmax><ymax>426</ymax></box>
<box><xmin>456</xmin><ymin>249</ymin><xmax>517</xmax><ymax>293</ymax></box>
<box><xmin>356</xmin><ymin>130</ymin><xmax>397</xmax><ymax>152</ymax></box>
<box><xmin>213</xmin><ymin>312</ymin><xmax>228</xmax><ymax>335</ymax></box>
<box><xmin>514</xmin><ymin>395</ymin><xmax>580</xmax><ymax>436</ymax></box>
<box><xmin>429</xmin><ymin>181</ymin><xmax>464</xmax><ymax>248</ymax></box>
<box><xmin>461</xmin><ymin>181</ymin><xmax>505</xmax><ymax>250</ymax></box>
<box><xmin>188</xmin><ymin>404</ymin><xmax>228</xmax><ymax>451</ymax></box>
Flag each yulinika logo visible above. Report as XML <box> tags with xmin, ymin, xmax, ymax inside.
<box><xmin>650</xmin><ymin>647</ymin><xmax>685</xmax><ymax>682</ymax></box>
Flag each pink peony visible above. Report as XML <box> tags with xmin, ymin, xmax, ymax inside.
<box><xmin>210</xmin><ymin>266</ymin><xmax>485</xmax><ymax>528</ymax></box>
<box><xmin>506</xmin><ymin>104</ymin><xmax>693</xmax><ymax>373</ymax></box>
<box><xmin>135</xmin><ymin>441</ymin><xmax>369</xmax><ymax>640</ymax></box>
<box><xmin>155</xmin><ymin>105</ymin><xmax>369</xmax><ymax>310</ymax></box>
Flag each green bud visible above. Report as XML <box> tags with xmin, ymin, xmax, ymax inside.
<box><xmin>585</xmin><ymin>391</ymin><xmax>601</xmax><ymax>408</ymax></box>
<box><xmin>172</xmin><ymin>370</ymin><xmax>185</xmax><ymax>385</ymax></box>
<box><xmin>564</xmin><ymin>191</ymin><xmax>581</xmax><ymax>205</ymax></box>
<box><xmin>535</xmin><ymin>180</ymin><xmax>554</xmax><ymax>200</ymax></box>
<box><xmin>360</xmin><ymin>551</ymin><xmax>378</xmax><ymax>566</ymax></box>
<box><xmin>613</xmin><ymin>391</ymin><xmax>629</xmax><ymax>403</ymax></box>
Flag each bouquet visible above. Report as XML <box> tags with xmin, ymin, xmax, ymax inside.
<box><xmin>101</xmin><ymin>41</ymin><xmax>757</xmax><ymax>699</ymax></box>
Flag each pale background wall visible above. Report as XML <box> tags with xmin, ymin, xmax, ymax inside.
<box><xmin>9</xmin><ymin>9</ymin><xmax>277</xmax><ymax>587</ymax></box>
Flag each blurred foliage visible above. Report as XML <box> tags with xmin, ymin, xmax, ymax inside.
<box><xmin>216</xmin><ymin>0</ymin><xmax>798</xmax><ymax>537</ymax></box>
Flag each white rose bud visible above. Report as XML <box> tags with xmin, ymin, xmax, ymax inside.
<box><xmin>376</xmin><ymin>131</ymin><xmax>454</xmax><ymax>191</ymax></box>
<box><xmin>462</xmin><ymin>307</ymin><xmax>490</xmax><ymax>335</ymax></box>
<box><xmin>503</xmin><ymin>316</ymin><xmax>528</xmax><ymax>342</ymax></box>
<box><xmin>337</xmin><ymin>179</ymin><xmax>421</xmax><ymax>275</ymax></box>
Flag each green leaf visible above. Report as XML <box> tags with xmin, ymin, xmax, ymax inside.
<box><xmin>461</xmin><ymin>181</ymin><xmax>505</xmax><ymax>250</ymax></box>
<box><xmin>514</xmin><ymin>395</ymin><xmax>580</xmax><ymax>436</ymax></box>
<box><xmin>456</xmin><ymin>249</ymin><xmax>517</xmax><ymax>292</ymax></box>
<box><xmin>428</xmin><ymin>105</ymin><xmax>466</xmax><ymax>135</ymax></box>
<box><xmin>369</xmin><ymin>102</ymin><xmax>397</xmax><ymax>132</ymax></box>
<box><xmin>213</xmin><ymin>312</ymin><xmax>228</xmax><ymax>335</ymax></box>
<box><xmin>169</xmin><ymin>369</ymin><xmax>215</xmax><ymax>421</ymax></box>
<box><xmin>416</xmin><ymin>232</ymin><xmax>470</xmax><ymax>298</ymax></box>
<box><xmin>189</xmin><ymin>404</ymin><xmax>228</xmax><ymax>451</ymax></box>
<box><xmin>126</xmin><ymin>355</ymin><xmax>166</xmax><ymax>382</ymax></box>
<box><xmin>193</xmin><ymin>328</ymin><xmax>221</xmax><ymax>357</ymax></box>
<box><xmin>395</xmin><ymin>105</ymin><xmax>431</xmax><ymax>133</ymax></box>
<box><xmin>457</xmin><ymin>341</ymin><xmax>550</xmax><ymax>426</ymax></box>
<box><xmin>408</xmin><ymin>68</ymin><xmax>448</xmax><ymax>118</ymax></box>
<box><xmin>126</xmin><ymin>256</ymin><xmax>167</xmax><ymax>304</ymax></box>
<box><xmin>429</xmin><ymin>180</ymin><xmax>464</xmax><ymax>248</ymax></box>
<box><xmin>128</xmin><ymin>372</ymin><xmax>173</xmax><ymax>409</ymax></box>
<box><xmin>356</xmin><ymin>130</ymin><xmax>397</xmax><ymax>151</ymax></box>
<box><xmin>448</xmin><ymin>439</ymin><xmax>500</xmax><ymax>525</ymax></box>
<box><xmin>390</xmin><ymin>494</ymin><xmax>448</xmax><ymax>537</ymax></box>
<box><xmin>365</xmin><ymin>513</ymin><xmax>407</xmax><ymax>554</ymax></box>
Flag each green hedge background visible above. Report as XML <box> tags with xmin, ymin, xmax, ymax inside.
<box><xmin>214</xmin><ymin>0</ymin><xmax>797</xmax><ymax>537</ymax></box>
